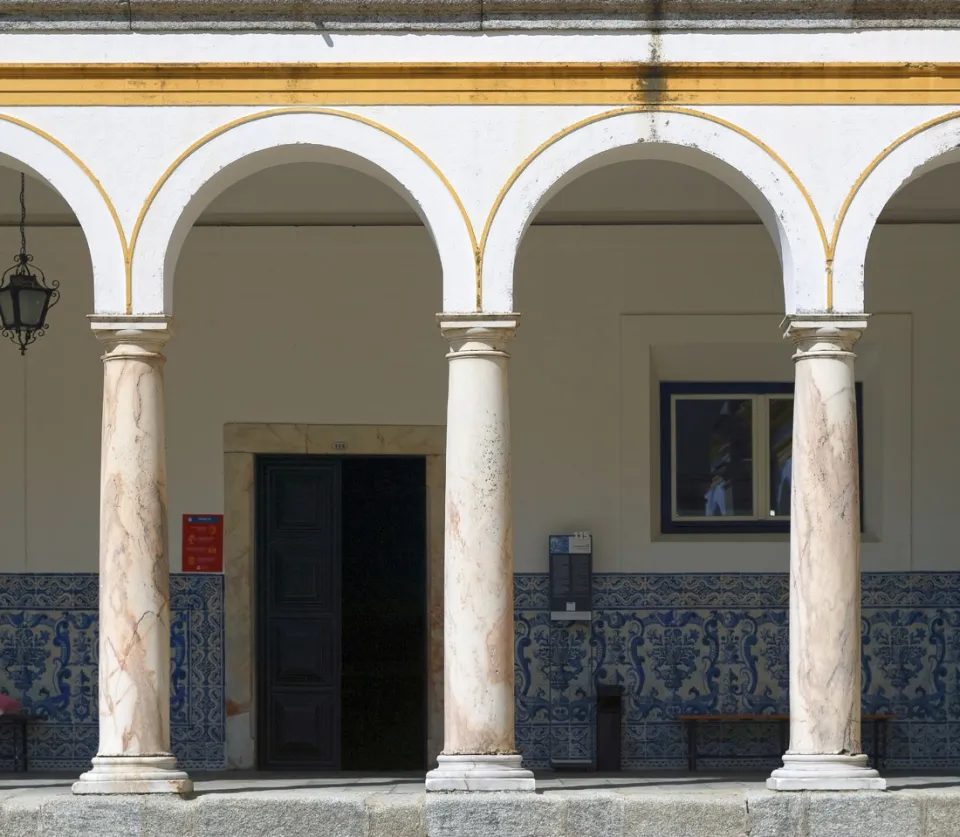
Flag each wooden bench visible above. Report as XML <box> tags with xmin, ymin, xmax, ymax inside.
<box><xmin>0</xmin><ymin>714</ymin><xmax>30</xmax><ymax>772</ymax></box>
<box><xmin>678</xmin><ymin>713</ymin><xmax>895</xmax><ymax>772</ymax></box>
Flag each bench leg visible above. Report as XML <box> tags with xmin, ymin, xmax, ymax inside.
<box><xmin>6</xmin><ymin>726</ymin><xmax>21</xmax><ymax>773</ymax></box>
<box><xmin>687</xmin><ymin>720</ymin><xmax>697</xmax><ymax>772</ymax></box>
<box><xmin>875</xmin><ymin>719</ymin><xmax>885</xmax><ymax>772</ymax></box>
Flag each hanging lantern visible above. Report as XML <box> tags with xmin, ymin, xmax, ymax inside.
<box><xmin>0</xmin><ymin>173</ymin><xmax>58</xmax><ymax>355</ymax></box>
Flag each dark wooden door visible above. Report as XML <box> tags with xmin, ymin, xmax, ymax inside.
<box><xmin>257</xmin><ymin>458</ymin><xmax>341</xmax><ymax>769</ymax></box>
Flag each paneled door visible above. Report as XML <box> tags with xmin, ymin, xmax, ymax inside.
<box><xmin>257</xmin><ymin>458</ymin><xmax>341</xmax><ymax>769</ymax></box>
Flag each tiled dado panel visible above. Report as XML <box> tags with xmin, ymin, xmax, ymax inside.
<box><xmin>2</xmin><ymin>570</ymin><xmax>956</xmax><ymax>773</ymax></box>
<box><xmin>0</xmin><ymin>573</ymin><xmax>224</xmax><ymax>771</ymax></box>
<box><xmin>515</xmin><ymin>573</ymin><xmax>960</xmax><ymax>770</ymax></box>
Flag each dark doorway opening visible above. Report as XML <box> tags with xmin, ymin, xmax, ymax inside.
<box><xmin>256</xmin><ymin>455</ymin><xmax>427</xmax><ymax>771</ymax></box>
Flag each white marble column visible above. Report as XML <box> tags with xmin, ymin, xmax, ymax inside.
<box><xmin>768</xmin><ymin>315</ymin><xmax>884</xmax><ymax>791</ymax></box>
<box><xmin>425</xmin><ymin>314</ymin><xmax>534</xmax><ymax>792</ymax></box>
<box><xmin>74</xmin><ymin>316</ymin><xmax>192</xmax><ymax>795</ymax></box>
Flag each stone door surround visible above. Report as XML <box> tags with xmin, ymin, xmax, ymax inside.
<box><xmin>223</xmin><ymin>423</ymin><xmax>445</xmax><ymax>769</ymax></box>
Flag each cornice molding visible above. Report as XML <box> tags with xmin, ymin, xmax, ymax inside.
<box><xmin>3</xmin><ymin>1</ymin><xmax>960</xmax><ymax>32</ymax></box>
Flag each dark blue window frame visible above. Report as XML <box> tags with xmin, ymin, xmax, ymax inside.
<box><xmin>660</xmin><ymin>381</ymin><xmax>864</xmax><ymax>535</ymax></box>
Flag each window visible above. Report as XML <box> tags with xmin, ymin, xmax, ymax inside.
<box><xmin>659</xmin><ymin>382</ymin><xmax>863</xmax><ymax>534</ymax></box>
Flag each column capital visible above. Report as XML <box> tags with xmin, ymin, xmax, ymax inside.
<box><xmin>88</xmin><ymin>315</ymin><xmax>171</xmax><ymax>361</ymax></box>
<box><xmin>784</xmin><ymin>314</ymin><xmax>868</xmax><ymax>361</ymax></box>
<box><xmin>437</xmin><ymin>312</ymin><xmax>519</xmax><ymax>359</ymax></box>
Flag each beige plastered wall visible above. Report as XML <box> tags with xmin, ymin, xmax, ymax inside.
<box><xmin>0</xmin><ymin>224</ymin><xmax>949</xmax><ymax>575</ymax></box>
<box><xmin>0</xmin><ymin>222</ymin><xmax>955</xmax><ymax>770</ymax></box>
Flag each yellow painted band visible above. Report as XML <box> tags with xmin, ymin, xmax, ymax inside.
<box><xmin>130</xmin><ymin>107</ymin><xmax>478</xmax><ymax>313</ymax></box>
<box><xmin>0</xmin><ymin>114</ymin><xmax>127</xmax><ymax>297</ymax></box>
<box><xmin>5</xmin><ymin>62</ymin><xmax>960</xmax><ymax>106</ymax></box>
<box><xmin>479</xmin><ymin>106</ymin><xmax>828</xmax><ymax>310</ymax></box>
<box><xmin>831</xmin><ymin>108</ymin><xmax>960</xmax><ymax>268</ymax></box>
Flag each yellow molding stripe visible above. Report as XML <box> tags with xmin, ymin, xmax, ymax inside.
<box><xmin>479</xmin><ymin>105</ymin><xmax>829</xmax><ymax>309</ymax></box>
<box><xmin>0</xmin><ymin>114</ymin><xmax>128</xmax><ymax>290</ymax></box>
<box><xmin>129</xmin><ymin>107</ymin><xmax>478</xmax><ymax>313</ymax></box>
<box><xmin>4</xmin><ymin>62</ymin><xmax>960</xmax><ymax>105</ymax></box>
<box><xmin>832</xmin><ymin>108</ymin><xmax>960</xmax><ymax>264</ymax></box>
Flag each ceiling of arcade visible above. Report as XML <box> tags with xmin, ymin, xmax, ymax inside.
<box><xmin>1</xmin><ymin>158</ymin><xmax>959</xmax><ymax>228</ymax></box>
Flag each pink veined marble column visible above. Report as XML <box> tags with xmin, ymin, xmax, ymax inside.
<box><xmin>425</xmin><ymin>313</ymin><xmax>534</xmax><ymax>792</ymax></box>
<box><xmin>768</xmin><ymin>315</ymin><xmax>884</xmax><ymax>792</ymax></box>
<box><xmin>74</xmin><ymin>317</ymin><xmax>191</xmax><ymax>795</ymax></box>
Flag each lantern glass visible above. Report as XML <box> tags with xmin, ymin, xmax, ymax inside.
<box><xmin>15</xmin><ymin>278</ymin><xmax>50</xmax><ymax>330</ymax></box>
<box><xmin>0</xmin><ymin>285</ymin><xmax>13</xmax><ymax>330</ymax></box>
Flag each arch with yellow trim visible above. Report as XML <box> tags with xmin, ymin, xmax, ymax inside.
<box><xmin>480</xmin><ymin>107</ymin><xmax>827</xmax><ymax>314</ymax></box>
<box><xmin>0</xmin><ymin>114</ymin><xmax>126</xmax><ymax>314</ymax></box>
<box><xmin>832</xmin><ymin>109</ymin><xmax>960</xmax><ymax>313</ymax></box>
<box><xmin>131</xmin><ymin>108</ymin><xmax>477</xmax><ymax>315</ymax></box>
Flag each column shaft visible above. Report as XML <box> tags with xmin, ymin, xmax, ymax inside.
<box><xmin>768</xmin><ymin>315</ymin><xmax>884</xmax><ymax>791</ymax></box>
<box><xmin>74</xmin><ymin>319</ymin><xmax>191</xmax><ymax>795</ymax></box>
<box><xmin>426</xmin><ymin>314</ymin><xmax>534</xmax><ymax>792</ymax></box>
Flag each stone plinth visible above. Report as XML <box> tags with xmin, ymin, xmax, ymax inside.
<box><xmin>3</xmin><ymin>779</ymin><xmax>959</xmax><ymax>837</ymax></box>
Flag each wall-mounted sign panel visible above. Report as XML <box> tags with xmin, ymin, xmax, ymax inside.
<box><xmin>549</xmin><ymin>532</ymin><xmax>592</xmax><ymax>621</ymax></box>
<box><xmin>182</xmin><ymin>514</ymin><xmax>224</xmax><ymax>573</ymax></box>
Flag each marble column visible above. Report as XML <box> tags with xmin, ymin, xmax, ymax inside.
<box><xmin>425</xmin><ymin>313</ymin><xmax>534</xmax><ymax>792</ymax></box>
<box><xmin>74</xmin><ymin>317</ymin><xmax>192</xmax><ymax>795</ymax></box>
<box><xmin>768</xmin><ymin>315</ymin><xmax>884</xmax><ymax>791</ymax></box>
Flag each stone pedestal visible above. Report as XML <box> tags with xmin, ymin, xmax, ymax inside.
<box><xmin>74</xmin><ymin>317</ymin><xmax>192</xmax><ymax>796</ymax></box>
<box><xmin>768</xmin><ymin>316</ymin><xmax>884</xmax><ymax>792</ymax></box>
<box><xmin>425</xmin><ymin>314</ymin><xmax>534</xmax><ymax>793</ymax></box>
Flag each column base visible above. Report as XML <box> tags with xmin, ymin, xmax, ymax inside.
<box><xmin>767</xmin><ymin>754</ymin><xmax>886</xmax><ymax>791</ymax></box>
<box><xmin>73</xmin><ymin>756</ymin><xmax>193</xmax><ymax>795</ymax></box>
<box><xmin>426</xmin><ymin>754</ymin><xmax>536</xmax><ymax>792</ymax></box>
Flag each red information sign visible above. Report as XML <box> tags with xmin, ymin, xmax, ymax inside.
<box><xmin>182</xmin><ymin>514</ymin><xmax>224</xmax><ymax>573</ymax></box>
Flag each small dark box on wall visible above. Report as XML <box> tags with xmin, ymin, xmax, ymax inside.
<box><xmin>549</xmin><ymin>533</ymin><xmax>592</xmax><ymax>621</ymax></box>
<box><xmin>596</xmin><ymin>684</ymin><xmax>623</xmax><ymax>772</ymax></box>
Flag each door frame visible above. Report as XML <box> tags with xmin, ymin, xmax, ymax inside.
<box><xmin>223</xmin><ymin>423</ymin><xmax>445</xmax><ymax>770</ymax></box>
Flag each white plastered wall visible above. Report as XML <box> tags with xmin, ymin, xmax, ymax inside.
<box><xmin>479</xmin><ymin>109</ymin><xmax>825</xmax><ymax>313</ymax></box>
<box><xmin>8</xmin><ymin>31</ymin><xmax>960</xmax><ymax>66</ymax></box>
<box><xmin>130</xmin><ymin>110</ymin><xmax>478</xmax><ymax>314</ymax></box>
<box><xmin>0</xmin><ymin>221</ymin><xmax>952</xmax><ymax>575</ymax></box>
<box><xmin>6</xmin><ymin>99</ymin><xmax>960</xmax><ymax>318</ymax></box>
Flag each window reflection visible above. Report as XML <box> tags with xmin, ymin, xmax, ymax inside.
<box><xmin>769</xmin><ymin>398</ymin><xmax>793</xmax><ymax>517</ymax></box>
<box><xmin>674</xmin><ymin>398</ymin><xmax>753</xmax><ymax>518</ymax></box>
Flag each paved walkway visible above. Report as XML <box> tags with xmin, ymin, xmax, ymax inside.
<box><xmin>2</xmin><ymin>770</ymin><xmax>959</xmax><ymax>796</ymax></box>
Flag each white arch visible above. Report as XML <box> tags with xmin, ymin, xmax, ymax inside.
<box><xmin>833</xmin><ymin>113</ymin><xmax>960</xmax><ymax>313</ymax></box>
<box><xmin>131</xmin><ymin>109</ymin><xmax>477</xmax><ymax>314</ymax></box>
<box><xmin>0</xmin><ymin>117</ymin><xmax>126</xmax><ymax>314</ymax></box>
<box><xmin>481</xmin><ymin>109</ymin><xmax>826</xmax><ymax>314</ymax></box>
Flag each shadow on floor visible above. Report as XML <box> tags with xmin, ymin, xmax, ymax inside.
<box><xmin>1</xmin><ymin>770</ymin><xmax>957</xmax><ymax>795</ymax></box>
